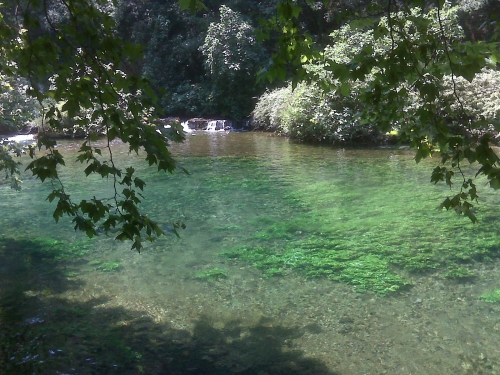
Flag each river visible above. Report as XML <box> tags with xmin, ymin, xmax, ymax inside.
<box><xmin>1</xmin><ymin>132</ymin><xmax>499</xmax><ymax>374</ymax></box>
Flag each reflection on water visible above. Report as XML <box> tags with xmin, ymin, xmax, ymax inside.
<box><xmin>1</xmin><ymin>132</ymin><xmax>500</xmax><ymax>374</ymax></box>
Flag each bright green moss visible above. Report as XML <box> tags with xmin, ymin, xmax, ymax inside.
<box><xmin>479</xmin><ymin>289</ymin><xmax>500</xmax><ymax>303</ymax></box>
<box><xmin>194</xmin><ymin>268</ymin><xmax>228</xmax><ymax>281</ymax></box>
<box><xmin>444</xmin><ymin>267</ymin><xmax>475</xmax><ymax>280</ymax></box>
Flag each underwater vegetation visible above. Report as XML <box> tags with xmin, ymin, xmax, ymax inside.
<box><xmin>88</xmin><ymin>259</ymin><xmax>122</xmax><ymax>273</ymax></box>
<box><xmin>0</xmin><ymin>237</ymin><xmax>93</xmax><ymax>261</ymax></box>
<box><xmin>217</xmin><ymin>171</ymin><xmax>500</xmax><ymax>295</ymax></box>
<box><xmin>5</xmin><ymin>135</ymin><xmax>500</xmax><ymax>373</ymax></box>
<box><xmin>194</xmin><ymin>268</ymin><xmax>228</xmax><ymax>281</ymax></box>
<box><xmin>6</xmin><ymin>141</ymin><xmax>500</xmax><ymax>298</ymax></box>
<box><xmin>220</xmin><ymin>245</ymin><xmax>408</xmax><ymax>295</ymax></box>
<box><xmin>479</xmin><ymin>289</ymin><xmax>500</xmax><ymax>303</ymax></box>
<box><xmin>444</xmin><ymin>267</ymin><xmax>476</xmax><ymax>280</ymax></box>
<box><xmin>0</xmin><ymin>236</ymin><xmax>95</xmax><ymax>271</ymax></box>
<box><xmin>220</xmin><ymin>209</ymin><xmax>500</xmax><ymax>296</ymax></box>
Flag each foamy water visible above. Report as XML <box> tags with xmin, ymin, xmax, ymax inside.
<box><xmin>3</xmin><ymin>134</ymin><xmax>35</xmax><ymax>143</ymax></box>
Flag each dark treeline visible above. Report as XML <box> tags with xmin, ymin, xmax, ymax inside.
<box><xmin>114</xmin><ymin>0</ymin><xmax>276</xmax><ymax>120</ymax></box>
<box><xmin>111</xmin><ymin>0</ymin><xmax>497</xmax><ymax>121</ymax></box>
<box><xmin>111</xmin><ymin>0</ymin><xmax>382</xmax><ymax>120</ymax></box>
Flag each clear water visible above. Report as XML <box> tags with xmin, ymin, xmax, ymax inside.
<box><xmin>1</xmin><ymin>132</ymin><xmax>500</xmax><ymax>374</ymax></box>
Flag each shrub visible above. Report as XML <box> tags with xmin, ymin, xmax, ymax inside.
<box><xmin>251</xmin><ymin>86</ymin><xmax>292</xmax><ymax>132</ymax></box>
<box><xmin>441</xmin><ymin>68</ymin><xmax>500</xmax><ymax>128</ymax></box>
<box><xmin>252</xmin><ymin>82</ymin><xmax>379</xmax><ymax>144</ymax></box>
<box><xmin>0</xmin><ymin>75</ymin><xmax>40</xmax><ymax>134</ymax></box>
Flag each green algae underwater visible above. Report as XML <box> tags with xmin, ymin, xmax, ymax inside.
<box><xmin>2</xmin><ymin>132</ymin><xmax>500</xmax><ymax>374</ymax></box>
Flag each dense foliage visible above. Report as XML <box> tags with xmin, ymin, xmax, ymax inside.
<box><xmin>254</xmin><ymin>3</ymin><xmax>500</xmax><ymax>145</ymax></box>
<box><xmin>115</xmin><ymin>0</ymin><xmax>277</xmax><ymax>119</ymax></box>
<box><xmin>252</xmin><ymin>82</ymin><xmax>373</xmax><ymax>143</ymax></box>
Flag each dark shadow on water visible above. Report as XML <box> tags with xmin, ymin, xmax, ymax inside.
<box><xmin>0</xmin><ymin>237</ymin><xmax>340</xmax><ymax>375</ymax></box>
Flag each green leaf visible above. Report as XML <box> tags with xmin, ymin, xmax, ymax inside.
<box><xmin>61</xmin><ymin>100</ymin><xmax>80</xmax><ymax>118</ymax></box>
<box><xmin>339</xmin><ymin>82</ymin><xmax>350</xmax><ymax>97</ymax></box>
<box><xmin>177</xmin><ymin>0</ymin><xmax>207</xmax><ymax>12</ymax></box>
<box><xmin>134</xmin><ymin>177</ymin><xmax>146</xmax><ymax>190</ymax></box>
<box><xmin>490</xmin><ymin>178</ymin><xmax>500</xmax><ymax>190</ymax></box>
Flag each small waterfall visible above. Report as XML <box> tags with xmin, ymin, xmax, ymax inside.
<box><xmin>206</xmin><ymin>120</ymin><xmax>229</xmax><ymax>131</ymax></box>
<box><xmin>181</xmin><ymin>121</ymin><xmax>193</xmax><ymax>133</ymax></box>
<box><xmin>3</xmin><ymin>134</ymin><xmax>35</xmax><ymax>144</ymax></box>
<box><xmin>206</xmin><ymin>120</ymin><xmax>218</xmax><ymax>131</ymax></box>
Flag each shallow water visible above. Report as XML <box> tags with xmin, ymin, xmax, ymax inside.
<box><xmin>1</xmin><ymin>132</ymin><xmax>500</xmax><ymax>374</ymax></box>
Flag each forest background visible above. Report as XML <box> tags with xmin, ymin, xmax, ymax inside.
<box><xmin>2</xmin><ymin>0</ymin><xmax>497</xmax><ymax>134</ymax></box>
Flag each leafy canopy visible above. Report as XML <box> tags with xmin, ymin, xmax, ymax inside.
<box><xmin>0</xmin><ymin>0</ymin><xmax>185</xmax><ymax>251</ymax></box>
